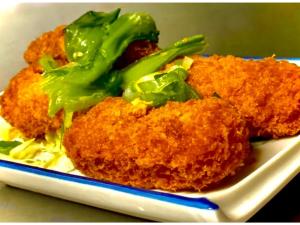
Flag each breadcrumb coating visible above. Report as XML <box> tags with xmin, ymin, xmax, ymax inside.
<box><xmin>188</xmin><ymin>55</ymin><xmax>300</xmax><ymax>138</ymax></box>
<box><xmin>64</xmin><ymin>97</ymin><xmax>251</xmax><ymax>191</ymax></box>
<box><xmin>0</xmin><ymin>67</ymin><xmax>63</xmax><ymax>138</ymax></box>
<box><xmin>24</xmin><ymin>25</ymin><xmax>67</xmax><ymax>72</ymax></box>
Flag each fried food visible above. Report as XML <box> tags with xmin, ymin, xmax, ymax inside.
<box><xmin>187</xmin><ymin>55</ymin><xmax>300</xmax><ymax>138</ymax></box>
<box><xmin>64</xmin><ymin>97</ymin><xmax>251</xmax><ymax>191</ymax></box>
<box><xmin>1</xmin><ymin>26</ymin><xmax>159</xmax><ymax>138</ymax></box>
<box><xmin>0</xmin><ymin>66</ymin><xmax>63</xmax><ymax>138</ymax></box>
<box><xmin>24</xmin><ymin>25</ymin><xmax>67</xmax><ymax>72</ymax></box>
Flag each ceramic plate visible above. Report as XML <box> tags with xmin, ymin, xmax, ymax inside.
<box><xmin>0</xmin><ymin>59</ymin><xmax>299</xmax><ymax>222</ymax></box>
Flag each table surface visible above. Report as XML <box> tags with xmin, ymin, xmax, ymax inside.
<box><xmin>0</xmin><ymin>174</ymin><xmax>299</xmax><ymax>222</ymax></box>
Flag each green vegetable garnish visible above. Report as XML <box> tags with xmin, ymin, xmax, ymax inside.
<box><xmin>42</xmin><ymin>9</ymin><xmax>206</xmax><ymax>118</ymax></box>
<box><xmin>119</xmin><ymin>34</ymin><xmax>205</xmax><ymax>89</ymax></box>
<box><xmin>42</xmin><ymin>10</ymin><xmax>159</xmax><ymax>117</ymax></box>
<box><xmin>123</xmin><ymin>63</ymin><xmax>200</xmax><ymax>107</ymax></box>
<box><xmin>119</xmin><ymin>35</ymin><xmax>205</xmax><ymax>106</ymax></box>
<box><xmin>0</xmin><ymin>141</ymin><xmax>22</xmax><ymax>155</ymax></box>
<box><xmin>65</xmin><ymin>9</ymin><xmax>120</xmax><ymax>64</ymax></box>
<box><xmin>39</xmin><ymin>55</ymin><xmax>59</xmax><ymax>72</ymax></box>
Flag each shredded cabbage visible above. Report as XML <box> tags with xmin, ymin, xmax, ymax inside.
<box><xmin>0</xmin><ymin>116</ymin><xmax>74</xmax><ymax>172</ymax></box>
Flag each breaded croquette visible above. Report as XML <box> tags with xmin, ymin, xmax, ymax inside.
<box><xmin>64</xmin><ymin>97</ymin><xmax>251</xmax><ymax>191</ymax></box>
<box><xmin>187</xmin><ymin>55</ymin><xmax>300</xmax><ymax>138</ymax></box>
<box><xmin>24</xmin><ymin>25</ymin><xmax>67</xmax><ymax>72</ymax></box>
<box><xmin>0</xmin><ymin>67</ymin><xmax>63</xmax><ymax>138</ymax></box>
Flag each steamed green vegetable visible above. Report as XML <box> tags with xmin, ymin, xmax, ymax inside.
<box><xmin>39</xmin><ymin>55</ymin><xmax>59</xmax><ymax>72</ymax></box>
<box><xmin>42</xmin><ymin>10</ymin><xmax>159</xmax><ymax>117</ymax></box>
<box><xmin>42</xmin><ymin>9</ymin><xmax>206</xmax><ymax>119</ymax></box>
<box><xmin>0</xmin><ymin>141</ymin><xmax>22</xmax><ymax>155</ymax></box>
<box><xmin>119</xmin><ymin>35</ymin><xmax>205</xmax><ymax>106</ymax></box>
<box><xmin>65</xmin><ymin>9</ymin><xmax>120</xmax><ymax>64</ymax></box>
<box><xmin>123</xmin><ymin>65</ymin><xmax>200</xmax><ymax>107</ymax></box>
<box><xmin>120</xmin><ymin>34</ymin><xmax>205</xmax><ymax>89</ymax></box>
<box><xmin>43</xmin><ymin>34</ymin><xmax>205</xmax><ymax>115</ymax></box>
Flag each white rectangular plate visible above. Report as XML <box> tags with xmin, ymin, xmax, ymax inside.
<box><xmin>0</xmin><ymin>58</ymin><xmax>299</xmax><ymax>222</ymax></box>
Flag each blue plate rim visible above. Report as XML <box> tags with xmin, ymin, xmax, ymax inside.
<box><xmin>0</xmin><ymin>159</ymin><xmax>219</xmax><ymax>210</ymax></box>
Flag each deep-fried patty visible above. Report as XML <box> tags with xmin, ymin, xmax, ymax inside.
<box><xmin>0</xmin><ymin>66</ymin><xmax>63</xmax><ymax>138</ymax></box>
<box><xmin>64</xmin><ymin>97</ymin><xmax>251</xmax><ymax>191</ymax></box>
<box><xmin>187</xmin><ymin>55</ymin><xmax>300</xmax><ymax>138</ymax></box>
<box><xmin>24</xmin><ymin>25</ymin><xmax>67</xmax><ymax>72</ymax></box>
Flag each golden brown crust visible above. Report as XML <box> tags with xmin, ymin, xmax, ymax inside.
<box><xmin>64</xmin><ymin>97</ymin><xmax>251</xmax><ymax>191</ymax></box>
<box><xmin>24</xmin><ymin>25</ymin><xmax>67</xmax><ymax>72</ymax></box>
<box><xmin>0</xmin><ymin>67</ymin><xmax>63</xmax><ymax>138</ymax></box>
<box><xmin>187</xmin><ymin>55</ymin><xmax>300</xmax><ymax>138</ymax></box>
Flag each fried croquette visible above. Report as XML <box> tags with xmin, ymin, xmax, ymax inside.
<box><xmin>187</xmin><ymin>55</ymin><xmax>300</xmax><ymax>138</ymax></box>
<box><xmin>64</xmin><ymin>97</ymin><xmax>251</xmax><ymax>191</ymax></box>
<box><xmin>0</xmin><ymin>67</ymin><xmax>63</xmax><ymax>138</ymax></box>
<box><xmin>24</xmin><ymin>25</ymin><xmax>67</xmax><ymax>72</ymax></box>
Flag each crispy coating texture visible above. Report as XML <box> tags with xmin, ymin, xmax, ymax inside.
<box><xmin>64</xmin><ymin>97</ymin><xmax>251</xmax><ymax>191</ymax></box>
<box><xmin>187</xmin><ymin>55</ymin><xmax>300</xmax><ymax>138</ymax></box>
<box><xmin>24</xmin><ymin>25</ymin><xmax>67</xmax><ymax>72</ymax></box>
<box><xmin>0</xmin><ymin>67</ymin><xmax>63</xmax><ymax>138</ymax></box>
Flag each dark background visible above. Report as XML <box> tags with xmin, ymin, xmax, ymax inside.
<box><xmin>250</xmin><ymin>174</ymin><xmax>300</xmax><ymax>222</ymax></box>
